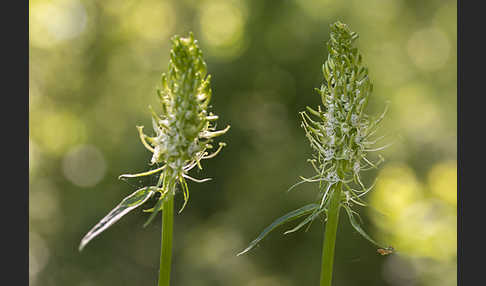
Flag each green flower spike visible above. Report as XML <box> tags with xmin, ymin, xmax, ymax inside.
<box><xmin>237</xmin><ymin>21</ymin><xmax>392</xmax><ymax>286</ymax></box>
<box><xmin>79</xmin><ymin>33</ymin><xmax>229</xmax><ymax>286</ymax></box>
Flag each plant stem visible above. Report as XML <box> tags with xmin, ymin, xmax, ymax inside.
<box><xmin>158</xmin><ymin>190</ymin><xmax>174</xmax><ymax>286</ymax></box>
<box><xmin>319</xmin><ymin>182</ymin><xmax>342</xmax><ymax>286</ymax></box>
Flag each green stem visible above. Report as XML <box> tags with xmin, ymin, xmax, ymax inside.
<box><xmin>319</xmin><ymin>182</ymin><xmax>342</xmax><ymax>286</ymax></box>
<box><xmin>158</xmin><ymin>190</ymin><xmax>175</xmax><ymax>286</ymax></box>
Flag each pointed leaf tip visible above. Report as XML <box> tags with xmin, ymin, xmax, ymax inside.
<box><xmin>343</xmin><ymin>205</ymin><xmax>385</xmax><ymax>249</ymax></box>
<box><xmin>78</xmin><ymin>187</ymin><xmax>155</xmax><ymax>251</ymax></box>
<box><xmin>236</xmin><ymin>204</ymin><xmax>320</xmax><ymax>256</ymax></box>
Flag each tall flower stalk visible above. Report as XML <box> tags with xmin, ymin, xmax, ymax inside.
<box><xmin>79</xmin><ymin>33</ymin><xmax>229</xmax><ymax>286</ymax></box>
<box><xmin>237</xmin><ymin>21</ymin><xmax>392</xmax><ymax>286</ymax></box>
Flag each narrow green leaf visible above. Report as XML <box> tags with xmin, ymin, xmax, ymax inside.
<box><xmin>79</xmin><ymin>187</ymin><xmax>155</xmax><ymax>251</ymax></box>
<box><xmin>284</xmin><ymin>207</ymin><xmax>327</xmax><ymax>235</ymax></box>
<box><xmin>343</xmin><ymin>205</ymin><xmax>384</xmax><ymax>248</ymax></box>
<box><xmin>237</xmin><ymin>204</ymin><xmax>319</xmax><ymax>256</ymax></box>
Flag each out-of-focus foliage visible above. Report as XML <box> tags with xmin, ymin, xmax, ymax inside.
<box><xmin>29</xmin><ymin>0</ymin><xmax>456</xmax><ymax>285</ymax></box>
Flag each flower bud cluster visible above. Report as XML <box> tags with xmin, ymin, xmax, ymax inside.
<box><xmin>301</xmin><ymin>22</ymin><xmax>385</xmax><ymax>202</ymax></box>
<box><xmin>79</xmin><ymin>33</ymin><xmax>230</xmax><ymax>251</ymax></box>
<box><xmin>137</xmin><ymin>33</ymin><xmax>229</xmax><ymax>179</ymax></box>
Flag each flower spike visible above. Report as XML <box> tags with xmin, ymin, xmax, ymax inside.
<box><xmin>80</xmin><ymin>32</ymin><xmax>229</xmax><ymax>254</ymax></box>
<box><xmin>238</xmin><ymin>21</ymin><xmax>393</xmax><ymax>265</ymax></box>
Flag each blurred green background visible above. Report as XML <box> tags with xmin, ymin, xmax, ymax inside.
<box><xmin>29</xmin><ymin>0</ymin><xmax>456</xmax><ymax>285</ymax></box>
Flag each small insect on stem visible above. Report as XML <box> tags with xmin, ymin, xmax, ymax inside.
<box><xmin>376</xmin><ymin>246</ymin><xmax>394</xmax><ymax>256</ymax></box>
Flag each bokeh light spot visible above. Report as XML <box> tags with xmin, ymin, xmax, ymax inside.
<box><xmin>29</xmin><ymin>140</ymin><xmax>41</xmax><ymax>176</ymax></box>
<box><xmin>371</xmin><ymin>162</ymin><xmax>457</xmax><ymax>261</ymax></box>
<box><xmin>30</xmin><ymin>0</ymin><xmax>88</xmax><ymax>47</ymax></box>
<box><xmin>372</xmin><ymin>164</ymin><xmax>423</xmax><ymax>223</ymax></box>
<box><xmin>434</xmin><ymin>2</ymin><xmax>457</xmax><ymax>38</ymax></box>
<box><xmin>29</xmin><ymin>231</ymin><xmax>50</xmax><ymax>286</ymax></box>
<box><xmin>62</xmin><ymin>144</ymin><xmax>107</xmax><ymax>187</ymax></box>
<box><xmin>31</xmin><ymin>110</ymin><xmax>88</xmax><ymax>156</ymax></box>
<box><xmin>199</xmin><ymin>0</ymin><xmax>247</xmax><ymax>60</ymax></box>
<box><xmin>407</xmin><ymin>27</ymin><xmax>450</xmax><ymax>71</ymax></box>
<box><xmin>367</xmin><ymin>42</ymin><xmax>413</xmax><ymax>88</ymax></box>
<box><xmin>30</xmin><ymin>179</ymin><xmax>60</xmax><ymax>223</ymax></box>
<box><xmin>121</xmin><ymin>1</ymin><xmax>175</xmax><ymax>42</ymax></box>
<box><xmin>351</xmin><ymin>0</ymin><xmax>400</xmax><ymax>25</ymax></box>
<box><xmin>294</xmin><ymin>0</ymin><xmax>340</xmax><ymax>20</ymax></box>
<box><xmin>395</xmin><ymin>200</ymin><xmax>456</xmax><ymax>260</ymax></box>
<box><xmin>427</xmin><ymin>161</ymin><xmax>457</xmax><ymax>206</ymax></box>
<box><xmin>392</xmin><ymin>83</ymin><xmax>443</xmax><ymax>144</ymax></box>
